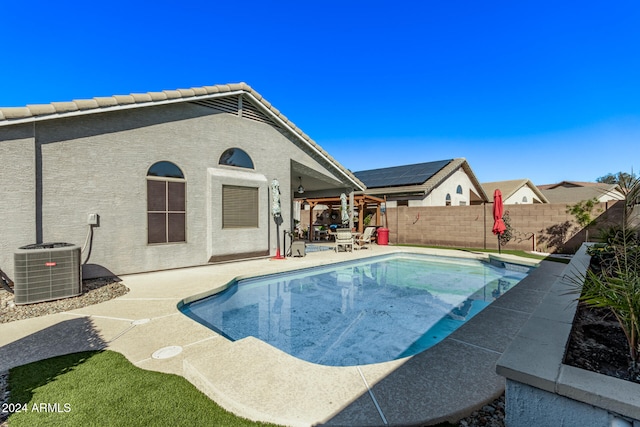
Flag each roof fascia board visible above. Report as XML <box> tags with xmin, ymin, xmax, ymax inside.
<box><xmin>460</xmin><ymin>161</ymin><xmax>489</xmax><ymax>201</ymax></box>
<box><xmin>242</xmin><ymin>92</ymin><xmax>365</xmax><ymax>192</ymax></box>
<box><xmin>503</xmin><ymin>179</ymin><xmax>529</xmax><ymax>200</ymax></box>
<box><xmin>362</xmin><ymin>185</ymin><xmax>426</xmax><ymax>196</ymax></box>
<box><xmin>419</xmin><ymin>158</ymin><xmax>488</xmax><ymax>202</ymax></box>
<box><xmin>482</xmin><ymin>179</ymin><xmax>550</xmax><ymax>204</ymax></box>
<box><xmin>527</xmin><ymin>181</ymin><xmax>550</xmax><ymax>203</ymax></box>
<box><xmin>0</xmin><ymin>90</ymin><xmax>248</xmax><ymax>127</ymax></box>
<box><xmin>421</xmin><ymin>159</ymin><xmax>460</xmax><ymax>196</ymax></box>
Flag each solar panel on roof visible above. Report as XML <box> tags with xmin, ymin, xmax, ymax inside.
<box><xmin>354</xmin><ymin>160</ymin><xmax>452</xmax><ymax>189</ymax></box>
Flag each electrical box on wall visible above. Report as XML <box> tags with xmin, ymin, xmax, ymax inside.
<box><xmin>87</xmin><ymin>213</ymin><xmax>99</xmax><ymax>225</ymax></box>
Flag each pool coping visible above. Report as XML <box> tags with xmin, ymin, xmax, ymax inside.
<box><xmin>178</xmin><ymin>248</ymin><xmax>565</xmax><ymax>426</ymax></box>
<box><xmin>0</xmin><ymin>246</ymin><xmax>567</xmax><ymax>426</ymax></box>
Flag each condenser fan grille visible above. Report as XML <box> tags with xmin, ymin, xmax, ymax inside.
<box><xmin>14</xmin><ymin>243</ymin><xmax>82</xmax><ymax>305</ymax></box>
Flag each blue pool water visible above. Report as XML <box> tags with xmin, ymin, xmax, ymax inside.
<box><xmin>180</xmin><ymin>253</ymin><xmax>530</xmax><ymax>366</ymax></box>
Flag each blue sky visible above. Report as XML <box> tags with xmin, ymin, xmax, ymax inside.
<box><xmin>2</xmin><ymin>1</ymin><xmax>639</xmax><ymax>184</ymax></box>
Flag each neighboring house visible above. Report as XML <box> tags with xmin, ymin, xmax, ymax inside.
<box><xmin>538</xmin><ymin>181</ymin><xmax>625</xmax><ymax>204</ymax></box>
<box><xmin>354</xmin><ymin>158</ymin><xmax>488</xmax><ymax>207</ymax></box>
<box><xmin>0</xmin><ymin>83</ymin><xmax>364</xmax><ymax>279</ymax></box>
<box><xmin>481</xmin><ymin>179</ymin><xmax>549</xmax><ymax>204</ymax></box>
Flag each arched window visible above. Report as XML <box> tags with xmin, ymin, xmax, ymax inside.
<box><xmin>219</xmin><ymin>148</ymin><xmax>254</xmax><ymax>169</ymax></box>
<box><xmin>147</xmin><ymin>161</ymin><xmax>186</xmax><ymax>244</ymax></box>
<box><xmin>148</xmin><ymin>161</ymin><xmax>184</xmax><ymax>178</ymax></box>
<box><xmin>456</xmin><ymin>185</ymin><xmax>463</xmax><ymax>194</ymax></box>
<box><xmin>445</xmin><ymin>193</ymin><xmax>452</xmax><ymax>206</ymax></box>
<box><xmin>522</xmin><ymin>196</ymin><xmax>528</xmax><ymax>203</ymax></box>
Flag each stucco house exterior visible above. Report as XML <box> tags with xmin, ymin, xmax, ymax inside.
<box><xmin>0</xmin><ymin>83</ymin><xmax>364</xmax><ymax>279</ymax></box>
<box><xmin>481</xmin><ymin>179</ymin><xmax>549</xmax><ymax>204</ymax></box>
<box><xmin>354</xmin><ymin>158</ymin><xmax>488</xmax><ymax>207</ymax></box>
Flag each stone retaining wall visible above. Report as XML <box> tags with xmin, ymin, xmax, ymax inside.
<box><xmin>496</xmin><ymin>244</ymin><xmax>640</xmax><ymax>426</ymax></box>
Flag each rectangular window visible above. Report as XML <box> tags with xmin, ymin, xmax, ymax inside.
<box><xmin>147</xmin><ymin>212</ymin><xmax>167</xmax><ymax>244</ymax></box>
<box><xmin>147</xmin><ymin>180</ymin><xmax>167</xmax><ymax>211</ymax></box>
<box><xmin>147</xmin><ymin>179</ymin><xmax>186</xmax><ymax>243</ymax></box>
<box><xmin>223</xmin><ymin>185</ymin><xmax>259</xmax><ymax>228</ymax></box>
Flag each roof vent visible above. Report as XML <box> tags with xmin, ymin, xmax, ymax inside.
<box><xmin>13</xmin><ymin>243</ymin><xmax>82</xmax><ymax>305</ymax></box>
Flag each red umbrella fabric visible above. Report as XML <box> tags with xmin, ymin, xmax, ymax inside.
<box><xmin>492</xmin><ymin>189</ymin><xmax>506</xmax><ymax>235</ymax></box>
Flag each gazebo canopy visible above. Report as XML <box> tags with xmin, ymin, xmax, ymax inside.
<box><xmin>300</xmin><ymin>194</ymin><xmax>386</xmax><ymax>237</ymax></box>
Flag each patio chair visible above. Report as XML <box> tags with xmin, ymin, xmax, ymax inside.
<box><xmin>355</xmin><ymin>226</ymin><xmax>376</xmax><ymax>249</ymax></box>
<box><xmin>313</xmin><ymin>226</ymin><xmax>328</xmax><ymax>241</ymax></box>
<box><xmin>326</xmin><ymin>228</ymin><xmax>334</xmax><ymax>241</ymax></box>
<box><xmin>334</xmin><ymin>230</ymin><xmax>354</xmax><ymax>252</ymax></box>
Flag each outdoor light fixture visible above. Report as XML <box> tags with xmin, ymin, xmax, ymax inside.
<box><xmin>297</xmin><ymin>176</ymin><xmax>305</xmax><ymax>194</ymax></box>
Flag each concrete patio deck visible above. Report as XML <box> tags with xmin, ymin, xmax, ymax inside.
<box><xmin>0</xmin><ymin>246</ymin><xmax>567</xmax><ymax>426</ymax></box>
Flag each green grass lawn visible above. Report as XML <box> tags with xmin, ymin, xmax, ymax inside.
<box><xmin>5</xmin><ymin>350</ymin><xmax>281</xmax><ymax>427</ymax></box>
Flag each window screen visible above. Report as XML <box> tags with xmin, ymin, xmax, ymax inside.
<box><xmin>223</xmin><ymin>185</ymin><xmax>259</xmax><ymax>228</ymax></box>
<box><xmin>147</xmin><ymin>162</ymin><xmax>186</xmax><ymax>244</ymax></box>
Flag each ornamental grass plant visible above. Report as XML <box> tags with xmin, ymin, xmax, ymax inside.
<box><xmin>578</xmin><ymin>176</ymin><xmax>640</xmax><ymax>378</ymax></box>
<box><xmin>582</xmin><ymin>236</ymin><xmax>640</xmax><ymax>376</ymax></box>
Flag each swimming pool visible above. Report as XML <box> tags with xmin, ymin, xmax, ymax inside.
<box><xmin>180</xmin><ymin>253</ymin><xmax>530</xmax><ymax>366</ymax></box>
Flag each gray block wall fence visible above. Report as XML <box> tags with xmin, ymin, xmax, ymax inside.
<box><xmin>299</xmin><ymin>201</ymin><xmax>622</xmax><ymax>253</ymax></box>
<box><xmin>385</xmin><ymin>201</ymin><xmax>623</xmax><ymax>252</ymax></box>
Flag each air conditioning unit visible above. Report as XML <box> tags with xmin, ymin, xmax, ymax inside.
<box><xmin>13</xmin><ymin>243</ymin><xmax>82</xmax><ymax>305</ymax></box>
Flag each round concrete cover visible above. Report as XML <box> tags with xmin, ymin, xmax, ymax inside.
<box><xmin>152</xmin><ymin>346</ymin><xmax>183</xmax><ymax>359</ymax></box>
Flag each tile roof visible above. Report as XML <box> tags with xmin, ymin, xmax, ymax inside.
<box><xmin>0</xmin><ymin>83</ymin><xmax>243</xmax><ymax>122</ymax></box>
<box><xmin>540</xmin><ymin>185</ymin><xmax>623</xmax><ymax>204</ymax></box>
<box><xmin>537</xmin><ymin>181</ymin><xmax>624</xmax><ymax>203</ymax></box>
<box><xmin>537</xmin><ymin>181</ymin><xmax>610</xmax><ymax>190</ymax></box>
<box><xmin>0</xmin><ymin>82</ymin><xmax>365</xmax><ymax>192</ymax></box>
<box><xmin>481</xmin><ymin>179</ymin><xmax>549</xmax><ymax>203</ymax></box>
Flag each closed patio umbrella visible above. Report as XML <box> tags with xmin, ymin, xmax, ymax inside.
<box><xmin>271</xmin><ymin>179</ymin><xmax>284</xmax><ymax>259</ymax></box>
<box><xmin>272</xmin><ymin>179</ymin><xmax>281</xmax><ymax>218</ymax></box>
<box><xmin>492</xmin><ymin>189</ymin><xmax>506</xmax><ymax>254</ymax></box>
<box><xmin>293</xmin><ymin>200</ymin><xmax>301</xmax><ymax>222</ymax></box>
<box><xmin>340</xmin><ymin>193</ymin><xmax>349</xmax><ymax>225</ymax></box>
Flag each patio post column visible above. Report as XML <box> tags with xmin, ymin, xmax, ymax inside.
<box><xmin>358</xmin><ymin>198</ymin><xmax>365</xmax><ymax>234</ymax></box>
<box><xmin>349</xmin><ymin>191</ymin><xmax>354</xmax><ymax>231</ymax></box>
<box><xmin>308</xmin><ymin>201</ymin><xmax>316</xmax><ymax>241</ymax></box>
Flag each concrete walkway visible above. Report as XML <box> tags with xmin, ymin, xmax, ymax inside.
<box><xmin>0</xmin><ymin>246</ymin><xmax>567</xmax><ymax>426</ymax></box>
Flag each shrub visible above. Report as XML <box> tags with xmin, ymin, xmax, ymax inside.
<box><xmin>578</xmin><ymin>176</ymin><xmax>640</xmax><ymax>377</ymax></box>
<box><xmin>581</xmin><ymin>240</ymin><xmax>640</xmax><ymax>375</ymax></box>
